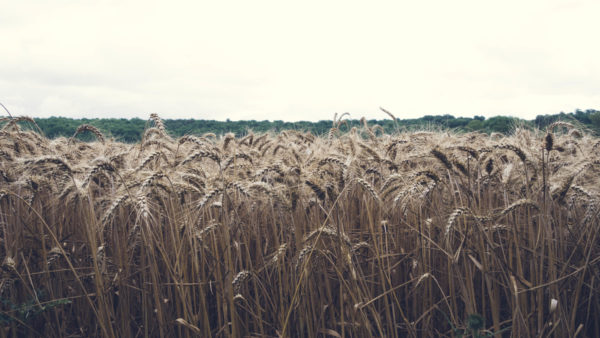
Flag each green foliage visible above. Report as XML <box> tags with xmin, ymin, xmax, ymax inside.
<box><xmin>589</xmin><ymin>111</ymin><xmax>600</xmax><ymax>131</ymax></box>
<box><xmin>484</xmin><ymin>116</ymin><xmax>514</xmax><ymax>134</ymax></box>
<box><xmin>442</xmin><ymin>312</ymin><xmax>511</xmax><ymax>338</ymax></box>
<box><xmin>2</xmin><ymin>109</ymin><xmax>598</xmax><ymax>142</ymax></box>
<box><xmin>466</xmin><ymin>119</ymin><xmax>484</xmax><ymax>131</ymax></box>
<box><xmin>0</xmin><ymin>290</ymin><xmax>71</xmax><ymax>326</ymax></box>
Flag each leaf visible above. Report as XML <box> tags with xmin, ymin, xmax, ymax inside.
<box><xmin>318</xmin><ymin>328</ymin><xmax>342</xmax><ymax>337</ymax></box>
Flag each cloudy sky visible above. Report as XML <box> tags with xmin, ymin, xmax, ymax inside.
<box><xmin>1</xmin><ymin>0</ymin><xmax>598</xmax><ymax>122</ymax></box>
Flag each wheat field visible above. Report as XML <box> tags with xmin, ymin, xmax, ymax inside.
<box><xmin>1</xmin><ymin>115</ymin><xmax>599</xmax><ymax>337</ymax></box>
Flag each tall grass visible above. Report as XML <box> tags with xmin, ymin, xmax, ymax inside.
<box><xmin>0</xmin><ymin>116</ymin><xmax>599</xmax><ymax>337</ymax></box>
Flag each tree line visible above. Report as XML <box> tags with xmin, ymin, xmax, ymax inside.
<box><xmin>4</xmin><ymin>109</ymin><xmax>600</xmax><ymax>142</ymax></box>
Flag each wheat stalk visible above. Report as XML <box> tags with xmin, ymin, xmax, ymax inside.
<box><xmin>69</xmin><ymin>124</ymin><xmax>105</xmax><ymax>144</ymax></box>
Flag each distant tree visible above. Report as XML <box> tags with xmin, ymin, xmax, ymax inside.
<box><xmin>589</xmin><ymin>111</ymin><xmax>600</xmax><ymax>131</ymax></box>
<box><xmin>21</xmin><ymin>109</ymin><xmax>600</xmax><ymax>142</ymax></box>
<box><xmin>534</xmin><ymin>115</ymin><xmax>558</xmax><ymax>129</ymax></box>
<box><xmin>484</xmin><ymin>116</ymin><xmax>514</xmax><ymax>134</ymax></box>
<box><xmin>466</xmin><ymin>119</ymin><xmax>484</xmax><ymax>131</ymax></box>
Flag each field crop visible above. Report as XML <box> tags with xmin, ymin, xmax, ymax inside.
<box><xmin>1</xmin><ymin>115</ymin><xmax>599</xmax><ymax>337</ymax></box>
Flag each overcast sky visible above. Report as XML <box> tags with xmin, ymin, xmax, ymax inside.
<box><xmin>1</xmin><ymin>0</ymin><xmax>598</xmax><ymax>122</ymax></box>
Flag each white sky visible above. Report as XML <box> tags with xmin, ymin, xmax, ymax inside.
<box><xmin>1</xmin><ymin>0</ymin><xmax>599</xmax><ymax>122</ymax></box>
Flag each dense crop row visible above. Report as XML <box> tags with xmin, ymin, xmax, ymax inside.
<box><xmin>0</xmin><ymin>115</ymin><xmax>599</xmax><ymax>337</ymax></box>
